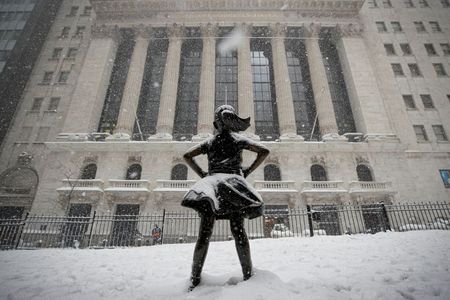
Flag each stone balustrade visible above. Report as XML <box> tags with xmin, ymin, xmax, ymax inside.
<box><xmin>154</xmin><ymin>180</ymin><xmax>196</xmax><ymax>191</ymax></box>
<box><xmin>106</xmin><ymin>180</ymin><xmax>150</xmax><ymax>190</ymax></box>
<box><xmin>253</xmin><ymin>180</ymin><xmax>297</xmax><ymax>191</ymax></box>
<box><xmin>58</xmin><ymin>179</ymin><xmax>104</xmax><ymax>191</ymax></box>
<box><xmin>349</xmin><ymin>181</ymin><xmax>395</xmax><ymax>195</ymax></box>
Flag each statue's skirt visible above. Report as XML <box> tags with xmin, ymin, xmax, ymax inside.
<box><xmin>181</xmin><ymin>173</ymin><xmax>264</xmax><ymax>220</ymax></box>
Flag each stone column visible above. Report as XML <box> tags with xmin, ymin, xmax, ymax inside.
<box><xmin>60</xmin><ymin>25</ymin><xmax>119</xmax><ymax>138</ymax></box>
<box><xmin>193</xmin><ymin>24</ymin><xmax>216</xmax><ymax>141</ymax></box>
<box><xmin>270</xmin><ymin>24</ymin><xmax>303</xmax><ymax>142</ymax></box>
<box><xmin>237</xmin><ymin>24</ymin><xmax>258</xmax><ymax>139</ymax></box>
<box><xmin>108</xmin><ymin>26</ymin><xmax>150</xmax><ymax>141</ymax></box>
<box><xmin>149</xmin><ymin>24</ymin><xmax>183</xmax><ymax>140</ymax></box>
<box><xmin>335</xmin><ymin>24</ymin><xmax>396</xmax><ymax>142</ymax></box>
<box><xmin>304</xmin><ymin>24</ymin><xmax>344</xmax><ymax>141</ymax></box>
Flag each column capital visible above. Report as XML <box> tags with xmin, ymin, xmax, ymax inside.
<box><xmin>236</xmin><ymin>23</ymin><xmax>253</xmax><ymax>35</ymax></box>
<box><xmin>269</xmin><ymin>23</ymin><xmax>287</xmax><ymax>37</ymax></box>
<box><xmin>91</xmin><ymin>24</ymin><xmax>120</xmax><ymax>40</ymax></box>
<box><xmin>336</xmin><ymin>23</ymin><xmax>363</xmax><ymax>38</ymax></box>
<box><xmin>201</xmin><ymin>23</ymin><xmax>218</xmax><ymax>38</ymax></box>
<box><xmin>168</xmin><ymin>23</ymin><xmax>183</xmax><ymax>38</ymax></box>
<box><xmin>132</xmin><ymin>24</ymin><xmax>153</xmax><ymax>39</ymax></box>
<box><xmin>304</xmin><ymin>23</ymin><xmax>322</xmax><ymax>38</ymax></box>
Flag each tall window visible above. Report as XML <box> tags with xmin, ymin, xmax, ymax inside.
<box><xmin>98</xmin><ymin>29</ymin><xmax>135</xmax><ymax>134</ymax></box>
<box><xmin>171</xmin><ymin>164</ymin><xmax>188</xmax><ymax>180</ymax></box>
<box><xmin>264</xmin><ymin>164</ymin><xmax>281</xmax><ymax>181</ymax></box>
<box><xmin>391</xmin><ymin>63</ymin><xmax>404</xmax><ymax>76</ymax></box>
<box><xmin>414</xmin><ymin>22</ymin><xmax>426</xmax><ymax>33</ymax></box>
<box><xmin>173</xmin><ymin>28</ymin><xmax>202</xmax><ymax>141</ymax></box>
<box><xmin>285</xmin><ymin>32</ymin><xmax>319</xmax><ymax>140</ymax></box>
<box><xmin>51</xmin><ymin>48</ymin><xmax>62</xmax><ymax>59</ymax></box>
<box><xmin>404</xmin><ymin>0</ymin><xmax>414</xmax><ymax>7</ymax></box>
<box><xmin>311</xmin><ymin>165</ymin><xmax>327</xmax><ymax>181</ymax></box>
<box><xmin>319</xmin><ymin>30</ymin><xmax>356</xmax><ymax>135</ymax></box>
<box><xmin>403</xmin><ymin>95</ymin><xmax>416</xmax><ymax>109</ymax></box>
<box><xmin>357</xmin><ymin>165</ymin><xmax>374</xmax><ymax>181</ymax></box>
<box><xmin>80</xmin><ymin>164</ymin><xmax>97</xmax><ymax>179</ymax></box>
<box><xmin>400</xmin><ymin>43</ymin><xmax>412</xmax><ymax>55</ymax></box>
<box><xmin>418</xmin><ymin>0</ymin><xmax>429</xmax><ymax>8</ymax></box>
<box><xmin>251</xmin><ymin>28</ymin><xmax>279</xmax><ymax>140</ymax></box>
<box><xmin>429</xmin><ymin>22</ymin><xmax>441</xmax><ymax>32</ymax></box>
<box><xmin>413</xmin><ymin>125</ymin><xmax>428</xmax><ymax>142</ymax></box>
<box><xmin>376</xmin><ymin>22</ymin><xmax>387</xmax><ymax>32</ymax></box>
<box><xmin>31</xmin><ymin>97</ymin><xmax>43</xmax><ymax>111</ymax></box>
<box><xmin>215</xmin><ymin>31</ymin><xmax>238</xmax><ymax>110</ymax></box>
<box><xmin>408</xmin><ymin>64</ymin><xmax>422</xmax><ymax>77</ymax></box>
<box><xmin>441</xmin><ymin>43</ymin><xmax>450</xmax><ymax>55</ymax></box>
<box><xmin>126</xmin><ymin>164</ymin><xmax>142</xmax><ymax>180</ymax></box>
<box><xmin>420</xmin><ymin>94</ymin><xmax>434</xmax><ymax>108</ymax></box>
<box><xmin>384</xmin><ymin>44</ymin><xmax>396</xmax><ymax>56</ymax></box>
<box><xmin>133</xmin><ymin>34</ymin><xmax>168</xmax><ymax>140</ymax></box>
<box><xmin>391</xmin><ymin>22</ymin><xmax>402</xmax><ymax>32</ymax></box>
<box><xmin>433</xmin><ymin>63</ymin><xmax>447</xmax><ymax>76</ymax></box>
<box><xmin>424</xmin><ymin>44</ymin><xmax>437</xmax><ymax>56</ymax></box>
<box><xmin>432</xmin><ymin>125</ymin><xmax>448</xmax><ymax>141</ymax></box>
<box><xmin>382</xmin><ymin>0</ymin><xmax>392</xmax><ymax>8</ymax></box>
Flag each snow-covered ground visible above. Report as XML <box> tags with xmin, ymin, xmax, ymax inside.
<box><xmin>1</xmin><ymin>231</ymin><xmax>449</xmax><ymax>300</ymax></box>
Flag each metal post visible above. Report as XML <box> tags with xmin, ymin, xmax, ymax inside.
<box><xmin>160</xmin><ymin>209</ymin><xmax>166</xmax><ymax>245</ymax></box>
<box><xmin>380</xmin><ymin>203</ymin><xmax>391</xmax><ymax>231</ymax></box>
<box><xmin>15</xmin><ymin>212</ymin><xmax>29</xmax><ymax>249</ymax></box>
<box><xmin>306</xmin><ymin>205</ymin><xmax>314</xmax><ymax>237</ymax></box>
<box><xmin>87</xmin><ymin>211</ymin><xmax>96</xmax><ymax>248</ymax></box>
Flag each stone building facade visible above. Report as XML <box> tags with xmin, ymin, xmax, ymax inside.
<box><xmin>0</xmin><ymin>0</ymin><xmax>449</xmax><ymax>221</ymax></box>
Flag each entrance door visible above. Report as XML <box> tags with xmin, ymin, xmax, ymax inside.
<box><xmin>312</xmin><ymin>205</ymin><xmax>341</xmax><ymax>235</ymax></box>
<box><xmin>0</xmin><ymin>206</ymin><xmax>25</xmax><ymax>249</ymax></box>
<box><xmin>111</xmin><ymin>204</ymin><xmax>140</xmax><ymax>246</ymax></box>
<box><xmin>63</xmin><ymin>204</ymin><xmax>92</xmax><ymax>248</ymax></box>
<box><xmin>361</xmin><ymin>204</ymin><xmax>390</xmax><ymax>233</ymax></box>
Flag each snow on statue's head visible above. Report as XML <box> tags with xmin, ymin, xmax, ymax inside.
<box><xmin>213</xmin><ymin>105</ymin><xmax>251</xmax><ymax>133</ymax></box>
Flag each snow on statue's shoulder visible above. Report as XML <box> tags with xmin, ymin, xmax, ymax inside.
<box><xmin>230</xmin><ymin>132</ymin><xmax>252</xmax><ymax>143</ymax></box>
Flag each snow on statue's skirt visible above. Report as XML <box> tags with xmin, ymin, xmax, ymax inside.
<box><xmin>181</xmin><ymin>173</ymin><xmax>264</xmax><ymax>220</ymax></box>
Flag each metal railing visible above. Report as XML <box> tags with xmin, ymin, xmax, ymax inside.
<box><xmin>1</xmin><ymin>203</ymin><xmax>448</xmax><ymax>250</ymax></box>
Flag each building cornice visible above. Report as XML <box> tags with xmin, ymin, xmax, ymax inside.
<box><xmin>91</xmin><ymin>0</ymin><xmax>364</xmax><ymax>20</ymax></box>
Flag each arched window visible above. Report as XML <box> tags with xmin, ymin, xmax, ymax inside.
<box><xmin>126</xmin><ymin>164</ymin><xmax>142</xmax><ymax>180</ymax></box>
<box><xmin>357</xmin><ymin>164</ymin><xmax>374</xmax><ymax>182</ymax></box>
<box><xmin>171</xmin><ymin>164</ymin><xmax>188</xmax><ymax>180</ymax></box>
<box><xmin>80</xmin><ymin>164</ymin><xmax>97</xmax><ymax>179</ymax></box>
<box><xmin>264</xmin><ymin>164</ymin><xmax>281</xmax><ymax>181</ymax></box>
<box><xmin>311</xmin><ymin>165</ymin><xmax>327</xmax><ymax>181</ymax></box>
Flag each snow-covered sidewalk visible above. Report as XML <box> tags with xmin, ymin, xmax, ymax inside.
<box><xmin>1</xmin><ymin>231</ymin><xmax>449</xmax><ymax>300</ymax></box>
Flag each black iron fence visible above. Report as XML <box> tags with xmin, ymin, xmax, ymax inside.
<box><xmin>1</xmin><ymin>203</ymin><xmax>449</xmax><ymax>250</ymax></box>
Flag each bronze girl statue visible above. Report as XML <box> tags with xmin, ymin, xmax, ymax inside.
<box><xmin>182</xmin><ymin>105</ymin><xmax>269</xmax><ymax>290</ymax></box>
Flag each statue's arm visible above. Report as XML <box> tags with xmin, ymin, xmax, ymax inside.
<box><xmin>242</xmin><ymin>141</ymin><xmax>270</xmax><ymax>178</ymax></box>
<box><xmin>183</xmin><ymin>145</ymin><xmax>207</xmax><ymax>178</ymax></box>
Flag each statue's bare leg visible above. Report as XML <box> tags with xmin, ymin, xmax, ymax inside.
<box><xmin>190</xmin><ymin>213</ymin><xmax>215</xmax><ymax>289</ymax></box>
<box><xmin>230</xmin><ymin>215</ymin><xmax>252</xmax><ymax>280</ymax></box>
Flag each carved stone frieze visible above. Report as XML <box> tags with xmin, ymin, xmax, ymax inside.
<box><xmin>269</xmin><ymin>22</ymin><xmax>287</xmax><ymax>37</ymax></box>
<box><xmin>310</xmin><ymin>155</ymin><xmax>325</xmax><ymax>166</ymax></box>
<box><xmin>168</xmin><ymin>23</ymin><xmax>183</xmax><ymax>38</ymax></box>
<box><xmin>201</xmin><ymin>23</ymin><xmax>218</xmax><ymax>38</ymax></box>
<box><xmin>336</xmin><ymin>23</ymin><xmax>363</xmax><ymax>37</ymax></box>
<box><xmin>90</xmin><ymin>0</ymin><xmax>364</xmax><ymax>20</ymax></box>
<box><xmin>355</xmin><ymin>155</ymin><xmax>369</xmax><ymax>165</ymax></box>
<box><xmin>304</xmin><ymin>22</ymin><xmax>321</xmax><ymax>38</ymax></box>
<box><xmin>91</xmin><ymin>24</ymin><xmax>120</xmax><ymax>39</ymax></box>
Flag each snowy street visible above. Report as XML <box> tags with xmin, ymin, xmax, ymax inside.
<box><xmin>0</xmin><ymin>231</ymin><xmax>449</xmax><ymax>300</ymax></box>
